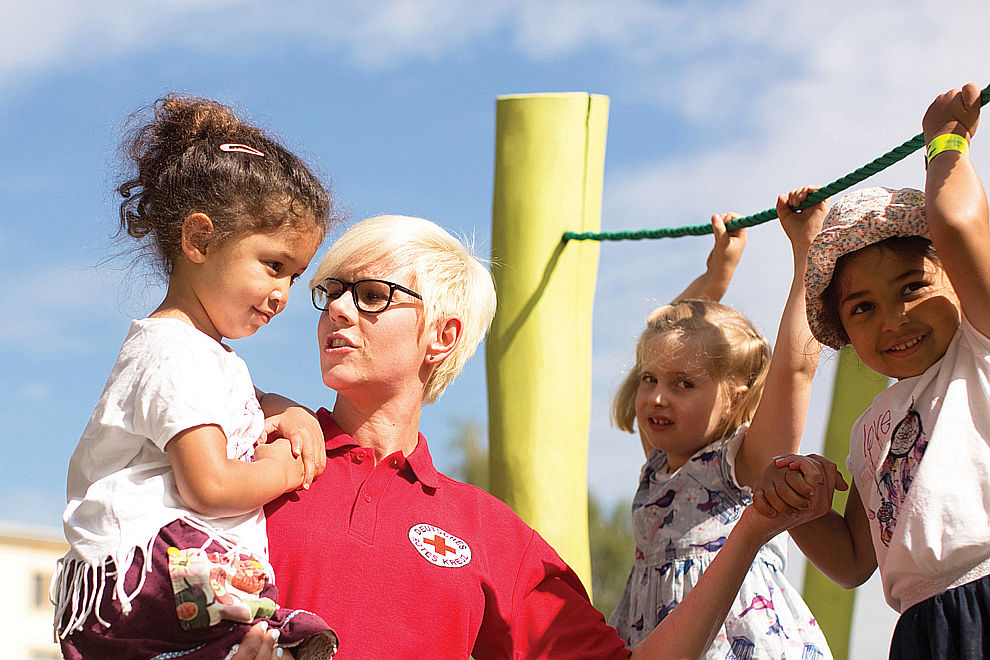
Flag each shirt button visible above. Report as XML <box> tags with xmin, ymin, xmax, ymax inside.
<box><xmin>390</xmin><ymin>458</ymin><xmax>400</xmax><ymax>469</ymax></box>
<box><xmin>363</xmin><ymin>493</ymin><xmax>372</xmax><ymax>503</ymax></box>
<box><xmin>352</xmin><ymin>452</ymin><xmax>363</xmax><ymax>463</ymax></box>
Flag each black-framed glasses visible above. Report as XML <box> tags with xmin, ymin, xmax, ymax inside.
<box><xmin>312</xmin><ymin>278</ymin><xmax>423</xmax><ymax>314</ymax></box>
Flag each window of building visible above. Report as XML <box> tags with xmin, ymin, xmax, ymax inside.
<box><xmin>32</xmin><ymin>571</ymin><xmax>50</xmax><ymax>609</ymax></box>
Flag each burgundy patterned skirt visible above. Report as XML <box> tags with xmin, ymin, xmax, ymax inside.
<box><xmin>60</xmin><ymin>518</ymin><xmax>337</xmax><ymax>659</ymax></box>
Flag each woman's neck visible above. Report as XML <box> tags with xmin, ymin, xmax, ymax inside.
<box><xmin>331</xmin><ymin>392</ymin><xmax>423</xmax><ymax>462</ymax></box>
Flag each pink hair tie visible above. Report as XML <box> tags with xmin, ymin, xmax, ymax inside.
<box><xmin>218</xmin><ymin>143</ymin><xmax>265</xmax><ymax>157</ymax></box>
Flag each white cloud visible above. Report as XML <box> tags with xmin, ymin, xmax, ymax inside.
<box><xmin>0</xmin><ymin>0</ymin><xmax>236</xmax><ymax>87</ymax></box>
<box><xmin>0</xmin><ymin>0</ymin><xmax>509</xmax><ymax>86</ymax></box>
<box><xmin>583</xmin><ymin>0</ymin><xmax>990</xmax><ymax>504</ymax></box>
<box><xmin>20</xmin><ymin>383</ymin><xmax>50</xmax><ymax>401</ymax></box>
<box><xmin>5</xmin><ymin>0</ymin><xmax>986</xmax><ymax>122</ymax></box>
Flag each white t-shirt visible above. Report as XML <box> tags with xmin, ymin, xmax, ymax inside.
<box><xmin>847</xmin><ymin>315</ymin><xmax>990</xmax><ymax>612</ymax></box>
<box><xmin>58</xmin><ymin>318</ymin><xmax>268</xmax><ymax>618</ymax></box>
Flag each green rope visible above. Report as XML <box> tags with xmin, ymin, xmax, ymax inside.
<box><xmin>563</xmin><ymin>84</ymin><xmax>990</xmax><ymax>242</ymax></box>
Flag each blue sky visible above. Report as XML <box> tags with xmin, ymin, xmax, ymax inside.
<box><xmin>3</xmin><ymin>0</ymin><xmax>989</xmax><ymax>653</ymax></box>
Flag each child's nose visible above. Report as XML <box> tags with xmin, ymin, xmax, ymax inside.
<box><xmin>271</xmin><ymin>282</ymin><xmax>290</xmax><ymax>313</ymax></box>
<box><xmin>881</xmin><ymin>303</ymin><xmax>909</xmax><ymax>330</ymax></box>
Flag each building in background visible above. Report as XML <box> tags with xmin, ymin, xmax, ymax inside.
<box><xmin>1</xmin><ymin>521</ymin><xmax>65</xmax><ymax>660</ymax></box>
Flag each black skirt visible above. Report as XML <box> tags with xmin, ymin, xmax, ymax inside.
<box><xmin>889</xmin><ymin>573</ymin><xmax>990</xmax><ymax>659</ymax></box>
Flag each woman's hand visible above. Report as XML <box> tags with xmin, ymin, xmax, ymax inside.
<box><xmin>228</xmin><ymin>621</ymin><xmax>293</xmax><ymax>659</ymax></box>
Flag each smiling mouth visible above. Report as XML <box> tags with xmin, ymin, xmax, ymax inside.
<box><xmin>328</xmin><ymin>338</ymin><xmax>353</xmax><ymax>349</ymax></box>
<box><xmin>886</xmin><ymin>335</ymin><xmax>923</xmax><ymax>353</ymax></box>
<box><xmin>648</xmin><ymin>416</ymin><xmax>673</xmax><ymax>427</ymax></box>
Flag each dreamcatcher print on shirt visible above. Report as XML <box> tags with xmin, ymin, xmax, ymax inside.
<box><xmin>872</xmin><ymin>404</ymin><xmax>929</xmax><ymax>546</ymax></box>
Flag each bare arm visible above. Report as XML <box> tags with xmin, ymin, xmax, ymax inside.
<box><xmin>788</xmin><ymin>488</ymin><xmax>877</xmax><ymax>588</ymax></box>
<box><xmin>735</xmin><ymin>188</ymin><xmax>826</xmax><ymax>487</ymax></box>
<box><xmin>755</xmin><ymin>456</ymin><xmax>877</xmax><ymax>588</ymax></box>
<box><xmin>257</xmin><ymin>389</ymin><xmax>326</xmax><ymax>489</ymax></box>
<box><xmin>167</xmin><ymin>425</ymin><xmax>304</xmax><ymax>517</ymax></box>
<box><xmin>673</xmin><ymin>213</ymin><xmax>746</xmax><ymax>302</ymax></box>
<box><xmin>923</xmin><ymin>83</ymin><xmax>990</xmax><ymax>336</ymax></box>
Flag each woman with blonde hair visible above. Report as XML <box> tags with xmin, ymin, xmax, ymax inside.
<box><xmin>236</xmin><ymin>213</ymin><xmax>842</xmax><ymax>659</ymax></box>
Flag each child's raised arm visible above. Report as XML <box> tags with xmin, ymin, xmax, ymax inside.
<box><xmin>673</xmin><ymin>212</ymin><xmax>746</xmax><ymax>303</ymax></box>
<box><xmin>634</xmin><ymin>213</ymin><xmax>747</xmax><ymax>459</ymax></box>
<box><xmin>924</xmin><ymin>83</ymin><xmax>990</xmax><ymax>336</ymax></box>
<box><xmin>734</xmin><ymin>187</ymin><xmax>826</xmax><ymax>488</ymax></box>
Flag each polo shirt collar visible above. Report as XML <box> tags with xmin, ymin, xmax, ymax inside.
<box><xmin>317</xmin><ymin>407</ymin><xmax>441</xmax><ymax>490</ymax></box>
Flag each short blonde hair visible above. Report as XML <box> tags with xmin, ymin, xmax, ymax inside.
<box><xmin>311</xmin><ymin>215</ymin><xmax>496</xmax><ymax>404</ymax></box>
<box><xmin>611</xmin><ymin>299</ymin><xmax>770</xmax><ymax>442</ymax></box>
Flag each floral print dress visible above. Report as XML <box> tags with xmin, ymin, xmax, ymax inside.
<box><xmin>608</xmin><ymin>427</ymin><xmax>832</xmax><ymax>659</ymax></box>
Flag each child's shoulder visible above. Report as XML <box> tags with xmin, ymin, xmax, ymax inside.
<box><xmin>959</xmin><ymin>312</ymin><xmax>990</xmax><ymax>353</ymax></box>
<box><xmin>112</xmin><ymin>318</ymin><xmax>234</xmax><ymax>379</ymax></box>
<box><xmin>123</xmin><ymin>318</ymin><xmax>227</xmax><ymax>356</ymax></box>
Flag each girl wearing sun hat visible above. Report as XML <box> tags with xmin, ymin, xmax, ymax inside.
<box><xmin>755</xmin><ymin>84</ymin><xmax>990</xmax><ymax>659</ymax></box>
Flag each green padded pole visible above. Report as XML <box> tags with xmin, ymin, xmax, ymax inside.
<box><xmin>487</xmin><ymin>93</ymin><xmax>609</xmax><ymax>589</ymax></box>
<box><xmin>802</xmin><ymin>346</ymin><xmax>888</xmax><ymax>659</ymax></box>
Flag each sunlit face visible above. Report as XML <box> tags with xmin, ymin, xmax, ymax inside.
<box><xmin>836</xmin><ymin>245</ymin><xmax>960</xmax><ymax>380</ymax></box>
<box><xmin>193</xmin><ymin>224</ymin><xmax>322</xmax><ymax>341</ymax></box>
<box><xmin>316</xmin><ymin>260</ymin><xmax>430</xmax><ymax>400</ymax></box>
<box><xmin>634</xmin><ymin>334</ymin><xmax>734</xmax><ymax>472</ymax></box>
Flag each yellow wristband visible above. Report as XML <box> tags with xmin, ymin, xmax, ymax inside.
<box><xmin>926</xmin><ymin>133</ymin><xmax>969</xmax><ymax>165</ymax></box>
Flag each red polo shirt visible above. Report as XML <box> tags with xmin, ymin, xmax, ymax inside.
<box><xmin>265</xmin><ymin>409</ymin><xmax>630</xmax><ymax>659</ymax></box>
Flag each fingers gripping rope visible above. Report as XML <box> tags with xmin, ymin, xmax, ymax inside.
<box><xmin>563</xmin><ymin>83</ymin><xmax>990</xmax><ymax>242</ymax></box>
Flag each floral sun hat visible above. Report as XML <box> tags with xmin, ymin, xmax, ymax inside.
<box><xmin>805</xmin><ymin>186</ymin><xmax>929</xmax><ymax>349</ymax></box>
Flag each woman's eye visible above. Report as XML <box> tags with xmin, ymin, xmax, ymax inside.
<box><xmin>361</xmin><ymin>290</ymin><xmax>388</xmax><ymax>303</ymax></box>
<box><xmin>266</xmin><ymin>261</ymin><xmax>283</xmax><ymax>273</ymax></box>
<box><xmin>290</xmin><ymin>273</ymin><xmax>300</xmax><ymax>285</ymax></box>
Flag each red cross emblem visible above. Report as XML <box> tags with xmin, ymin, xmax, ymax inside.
<box><xmin>423</xmin><ymin>534</ymin><xmax>454</xmax><ymax>556</ymax></box>
<box><xmin>408</xmin><ymin>523</ymin><xmax>472</xmax><ymax>567</ymax></box>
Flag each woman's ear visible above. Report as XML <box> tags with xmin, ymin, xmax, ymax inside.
<box><xmin>180</xmin><ymin>212</ymin><xmax>215</xmax><ymax>263</ymax></box>
<box><xmin>425</xmin><ymin>317</ymin><xmax>462</xmax><ymax>364</ymax></box>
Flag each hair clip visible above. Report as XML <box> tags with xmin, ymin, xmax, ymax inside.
<box><xmin>219</xmin><ymin>143</ymin><xmax>265</xmax><ymax>157</ymax></box>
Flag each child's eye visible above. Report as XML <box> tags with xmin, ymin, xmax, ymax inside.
<box><xmin>849</xmin><ymin>301</ymin><xmax>874</xmax><ymax>316</ymax></box>
<box><xmin>903</xmin><ymin>280</ymin><xmax>928</xmax><ymax>296</ymax></box>
<box><xmin>640</xmin><ymin>374</ymin><xmax>657</xmax><ymax>384</ymax></box>
<box><xmin>266</xmin><ymin>261</ymin><xmax>283</xmax><ymax>273</ymax></box>
<box><xmin>677</xmin><ymin>379</ymin><xmax>694</xmax><ymax>389</ymax></box>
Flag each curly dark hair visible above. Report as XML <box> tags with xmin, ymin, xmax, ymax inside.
<box><xmin>116</xmin><ymin>94</ymin><xmax>335</xmax><ymax>276</ymax></box>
